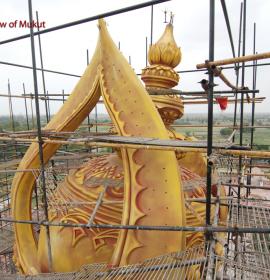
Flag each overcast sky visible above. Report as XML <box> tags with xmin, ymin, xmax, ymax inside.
<box><xmin>0</xmin><ymin>0</ymin><xmax>269</xmax><ymax>118</ymax></box>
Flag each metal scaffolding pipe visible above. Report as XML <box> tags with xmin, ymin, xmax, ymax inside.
<box><xmin>1</xmin><ymin>59</ymin><xmax>270</xmax><ymax>78</ymax></box>
<box><xmin>220</xmin><ymin>0</ymin><xmax>236</xmax><ymax>59</ymax></box>
<box><xmin>206</xmin><ymin>0</ymin><xmax>215</xmax><ymax>232</ymax></box>
<box><xmin>1</xmin><ymin>217</ymin><xmax>270</xmax><ymax>234</ymax></box>
<box><xmin>0</xmin><ymin>0</ymin><xmax>171</xmax><ymax>45</ymax></box>
<box><xmin>27</xmin><ymin>0</ymin><xmax>53</xmax><ymax>271</ymax></box>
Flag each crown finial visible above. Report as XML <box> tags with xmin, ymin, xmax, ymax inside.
<box><xmin>141</xmin><ymin>20</ymin><xmax>184</xmax><ymax>124</ymax></box>
<box><xmin>163</xmin><ymin>9</ymin><xmax>168</xmax><ymax>23</ymax></box>
<box><xmin>142</xmin><ymin>21</ymin><xmax>181</xmax><ymax>89</ymax></box>
<box><xmin>170</xmin><ymin>12</ymin><xmax>174</xmax><ymax>24</ymax></box>
<box><xmin>148</xmin><ymin>22</ymin><xmax>181</xmax><ymax>69</ymax></box>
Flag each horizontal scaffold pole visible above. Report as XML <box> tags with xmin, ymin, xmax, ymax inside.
<box><xmin>0</xmin><ymin>0</ymin><xmax>171</xmax><ymax>45</ymax></box>
<box><xmin>1</xmin><ymin>217</ymin><xmax>270</xmax><ymax>234</ymax></box>
<box><xmin>0</xmin><ymin>136</ymin><xmax>270</xmax><ymax>158</ymax></box>
<box><xmin>197</xmin><ymin>51</ymin><xmax>270</xmax><ymax>69</ymax></box>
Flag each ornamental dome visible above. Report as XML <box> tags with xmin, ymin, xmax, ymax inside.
<box><xmin>148</xmin><ymin>23</ymin><xmax>181</xmax><ymax>68</ymax></box>
<box><xmin>142</xmin><ymin>21</ymin><xmax>184</xmax><ymax>123</ymax></box>
<box><xmin>141</xmin><ymin>22</ymin><xmax>181</xmax><ymax>89</ymax></box>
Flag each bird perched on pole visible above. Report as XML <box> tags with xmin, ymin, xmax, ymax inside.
<box><xmin>198</xmin><ymin>79</ymin><xmax>218</xmax><ymax>92</ymax></box>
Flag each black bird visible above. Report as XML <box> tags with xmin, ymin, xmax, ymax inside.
<box><xmin>198</xmin><ymin>79</ymin><xmax>218</xmax><ymax>91</ymax></box>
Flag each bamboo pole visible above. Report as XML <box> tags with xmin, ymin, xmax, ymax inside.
<box><xmin>147</xmin><ymin>88</ymin><xmax>258</xmax><ymax>96</ymax></box>
<box><xmin>223</xmin><ymin>182</ymin><xmax>270</xmax><ymax>190</ymax></box>
<box><xmin>244</xmin><ymin>173</ymin><xmax>270</xmax><ymax>177</ymax></box>
<box><xmin>186</xmin><ymin>196</ymin><xmax>233</xmax><ymax>202</ymax></box>
<box><xmin>183</xmin><ymin>97</ymin><xmax>264</xmax><ymax>105</ymax></box>
<box><xmin>214</xmin><ymin>68</ymin><xmax>239</xmax><ymax>90</ymax></box>
<box><xmin>6</xmin><ymin>123</ymin><xmax>269</xmax><ymax>135</ymax></box>
<box><xmin>196</xmin><ymin>51</ymin><xmax>270</xmax><ymax>69</ymax></box>
<box><xmin>0</xmin><ymin>96</ymin><xmax>264</xmax><ymax>105</ymax></box>
<box><xmin>0</xmin><ymin>130</ymin><xmax>115</xmax><ymax>138</ymax></box>
<box><xmin>0</xmin><ymin>93</ymin><xmax>34</xmax><ymax>99</ymax></box>
<box><xmin>246</xmin><ymin>164</ymin><xmax>270</xmax><ymax>169</ymax></box>
<box><xmin>0</xmin><ymin>136</ymin><xmax>270</xmax><ymax>158</ymax></box>
<box><xmin>0</xmin><ymin>89</ymin><xmax>260</xmax><ymax>100</ymax></box>
<box><xmin>82</xmin><ymin>124</ymin><xmax>270</xmax><ymax>129</ymax></box>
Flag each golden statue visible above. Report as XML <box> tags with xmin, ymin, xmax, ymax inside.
<box><xmin>11</xmin><ymin>19</ymin><xmax>227</xmax><ymax>277</ymax></box>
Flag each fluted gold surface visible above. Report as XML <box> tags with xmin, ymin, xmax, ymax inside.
<box><xmin>11</xmin><ymin>18</ymin><xmax>227</xmax><ymax>278</ymax></box>
<box><xmin>11</xmin><ymin>19</ymin><xmax>185</xmax><ymax>274</ymax></box>
<box><xmin>148</xmin><ymin>23</ymin><xmax>181</xmax><ymax>68</ymax></box>
<box><xmin>142</xmin><ymin>23</ymin><xmax>181</xmax><ymax>89</ymax></box>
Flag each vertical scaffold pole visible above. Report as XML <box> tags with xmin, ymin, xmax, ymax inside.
<box><xmin>27</xmin><ymin>0</ymin><xmax>53</xmax><ymax>271</ymax></box>
<box><xmin>238</xmin><ymin>0</ymin><xmax>246</xmax><ymax>201</ymax></box>
<box><xmin>233</xmin><ymin>2</ymin><xmax>243</xmax><ymax>143</ymax></box>
<box><xmin>36</xmin><ymin>11</ymin><xmax>50</xmax><ymax>123</ymax></box>
<box><xmin>206</xmin><ymin>0</ymin><xmax>215</xmax><ymax>237</ymax></box>
<box><xmin>247</xmin><ymin>23</ymin><xmax>257</xmax><ymax>194</ymax></box>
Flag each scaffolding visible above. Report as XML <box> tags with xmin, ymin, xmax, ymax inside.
<box><xmin>0</xmin><ymin>0</ymin><xmax>270</xmax><ymax>279</ymax></box>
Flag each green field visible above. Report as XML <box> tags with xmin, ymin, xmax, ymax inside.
<box><xmin>1</xmin><ymin>113</ymin><xmax>269</xmax><ymax>151</ymax></box>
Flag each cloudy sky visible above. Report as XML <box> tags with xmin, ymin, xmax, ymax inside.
<box><xmin>0</xmin><ymin>0</ymin><xmax>269</xmax><ymax>118</ymax></box>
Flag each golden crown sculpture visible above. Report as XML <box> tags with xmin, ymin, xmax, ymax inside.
<box><xmin>142</xmin><ymin>22</ymin><xmax>181</xmax><ymax>88</ymax></box>
<box><xmin>142</xmin><ymin>21</ymin><xmax>184</xmax><ymax>125</ymax></box>
<box><xmin>11</xmin><ymin>19</ymin><xmax>226</xmax><ymax>278</ymax></box>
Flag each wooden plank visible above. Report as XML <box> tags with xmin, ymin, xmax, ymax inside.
<box><xmin>74</xmin><ymin>135</ymin><xmax>249</xmax><ymax>150</ymax></box>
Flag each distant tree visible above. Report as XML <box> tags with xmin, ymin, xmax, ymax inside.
<box><xmin>256</xmin><ymin>145</ymin><xmax>269</xmax><ymax>151</ymax></box>
<box><xmin>255</xmin><ymin>120</ymin><xmax>263</xmax><ymax>126</ymax></box>
<box><xmin>239</xmin><ymin>122</ymin><xmax>254</xmax><ymax>133</ymax></box>
<box><xmin>220</xmin><ymin>127</ymin><xmax>233</xmax><ymax>136</ymax></box>
<box><xmin>103</xmin><ymin>119</ymin><xmax>111</xmax><ymax>123</ymax></box>
<box><xmin>185</xmin><ymin>131</ymin><xmax>192</xmax><ymax>137</ymax></box>
<box><xmin>14</xmin><ymin>121</ymin><xmax>21</xmax><ymax>129</ymax></box>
